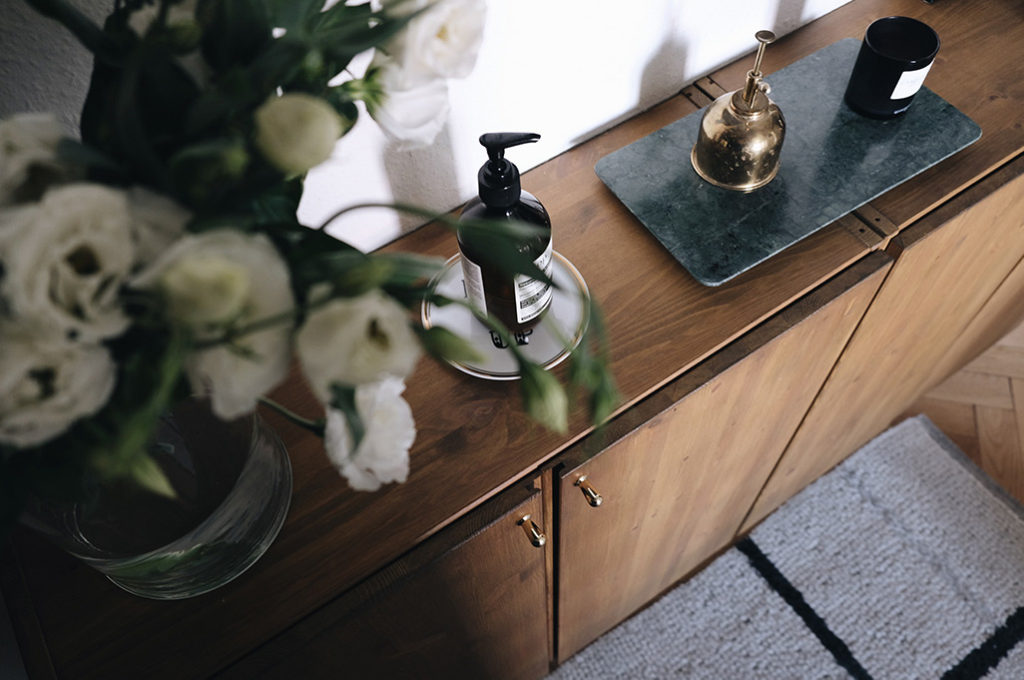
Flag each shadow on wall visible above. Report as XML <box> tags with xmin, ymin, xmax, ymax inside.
<box><xmin>566</xmin><ymin>0</ymin><xmax>809</xmax><ymax>149</ymax></box>
<box><xmin>569</xmin><ymin>22</ymin><xmax>690</xmax><ymax>148</ymax></box>
<box><xmin>773</xmin><ymin>0</ymin><xmax>809</xmax><ymax>38</ymax></box>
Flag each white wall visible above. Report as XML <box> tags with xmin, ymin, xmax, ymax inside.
<box><xmin>0</xmin><ymin>0</ymin><xmax>853</xmax><ymax>252</ymax></box>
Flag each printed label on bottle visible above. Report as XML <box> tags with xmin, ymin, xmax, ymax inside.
<box><xmin>514</xmin><ymin>240</ymin><xmax>554</xmax><ymax>324</ymax></box>
<box><xmin>460</xmin><ymin>254</ymin><xmax>487</xmax><ymax>315</ymax></box>
<box><xmin>890</xmin><ymin>64</ymin><xmax>932</xmax><ymax>100</ymax></box>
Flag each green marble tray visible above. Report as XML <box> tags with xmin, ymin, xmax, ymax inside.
<box><xmin>595</xmin><ymin>39</ymin><xmax>981</xmax><ymax>286</ymax></box>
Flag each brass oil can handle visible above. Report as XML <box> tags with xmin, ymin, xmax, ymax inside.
<box><xmin>575</xmin><ymin>475</ymin><xmax>603</xmax><ymax>507</ymax></box>
<box><xmin>518</xmin><ymin>514</ymin><xmax>546</xmax><ymax>548</ymax></box>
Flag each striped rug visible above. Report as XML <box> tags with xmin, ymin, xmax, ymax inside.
<box><xmin>550</xmin><ymin>416</ymin><xmax>1024</xmax><ymax>679</ymax></box>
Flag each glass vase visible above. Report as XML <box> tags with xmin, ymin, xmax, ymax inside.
<box><xmin>21</xmin><ymin>399</ymin><xmax>292</xmax><ymax>600</ymax></box>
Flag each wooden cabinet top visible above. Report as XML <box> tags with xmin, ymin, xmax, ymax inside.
<box><xmin>5</xmin><ymin>0</ymin><xmax>1024</xmax><ymax>677</ymax></box>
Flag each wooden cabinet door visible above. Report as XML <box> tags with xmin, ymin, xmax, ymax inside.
<box><xmin>221</xmin><ymin>478</ymin><xmax>551</xmax><ymax>680</ymax></box>
<box><xmin>555</xmin><ymin>255</ymin><xmax>890</xmax><ymax>662</ymax></box>
<box><xmin>743</xmin><ymin>158</ymin><xmax>1024</xmax><ymax>533</ymax></box>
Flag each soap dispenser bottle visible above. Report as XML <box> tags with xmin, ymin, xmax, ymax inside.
<box><xmin>458</xmin><ymin>132</ymin><xmax>553</xmax><ymax>333</ymax></box>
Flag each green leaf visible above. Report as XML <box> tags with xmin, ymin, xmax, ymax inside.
<box><xmin>113</xmin><ymin>54</ymin><xmax>173</xmax><ymax>189</ymax></box>
<box><xmin>416</xmin><ymin>325</ymin><xmax>484</xmax><ymax>365</ymax></box>
<box><xmin>168</xmin><ymin>137</ymin><xmax>250</xmax><ymax>206</ymax></box>
<box><xmin>329</xmin><ymin>384</ymin><xmax>365</xmax><ymax>452</ymax></box>
<box><xmin>456</xmin><ymin>223</ymin><xmax>552</xmax><ymax>286</ymax></box>
<box><xmin>312</xmin><ymin>11</ymin><xmax>419</xmax><ymax>68</ymax></box>
<box><xmin>324</xmin><ymin>88</ymin><xmax>359</xmax><ymax>135</ymax></box>
<box><xmin>198</xmin><ymin>0</ymin><xmax>274</xmax><ymax>72</ymax></box>
<box><xmin>518</xmin><ymin>361</ymin><xmax>569</xmax><ymax>434</ymax></box>
<box><xmin>250</xmin><ymin>180</ymin><xmax>304</xmax><ymax>224</ymax></box>
<box><xmin>266</xmin><ymin>0</ymin><xmax>325</xmax><ymax>32</ymax></box>
<box><xmin>308</xmin><ymin>0</ymin><xmax>374</xmax><ymax>33</ymax></box>
<box><xmin>127</xmin><ymin>454</ymin><xmax>177</xmax><ymax>499</ymax></box>
<box><xmin>85</xmin><ymin>326</ymin><xmax>189</xmax><ymax>481</ymax></box>
<box><xmin>56</xmin><ymin>138</ymin><xmax>124</xmax><ymax>175</ymax></box>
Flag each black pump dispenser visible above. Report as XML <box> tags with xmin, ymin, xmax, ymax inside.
<box><xmin>458</xmin><ymin>131</ymin><xmax>553</xmax><ymax>333</ymax></box>
<box><xmin>477</xmin><ymin>132</ymin><xmax>540</xmax><ymax>209</ymax></box>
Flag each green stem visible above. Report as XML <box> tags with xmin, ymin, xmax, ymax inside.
<box><xmin>316</xmin><ymin>201</ymin><xmax>456</xmax><ymax>232</ymax></box>
<box><xmin>192</xmin><ymin>294</ymin><xmax>339</xmax><ymax>351</ymax></box>
<box><xmin>427</xmin><ymin>293</ymin><xmax>532</xmax><ymax>368</ymax></box>
<box><xmin>258</xmin><ymin>397</ymin><xmax>324</xmax><ymax>435</ymax></box>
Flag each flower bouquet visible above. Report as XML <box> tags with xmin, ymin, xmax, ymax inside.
<box><xmin>0</xmin><ymin>0</ymin><xmax>617</xmax><ymax>539</ymax></box>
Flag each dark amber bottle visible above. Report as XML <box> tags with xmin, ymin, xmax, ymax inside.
<box><xmin>457</xmin><ymin>133</ymin><xmax>553</xmax><ymax>333</ymax></box>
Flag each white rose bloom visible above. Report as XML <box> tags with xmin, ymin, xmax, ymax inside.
<box><xmin>133</xmin><ymin>229</ymin><xmax>295</xmax><ymax>419</ymax></box>
<box><xmin>0</xmin><ymin>329</ymin><xmax>116</xmax><ymax>448</ymax></box>
<box><xmin>127</xmin><ymin>186</ymin><xmax>190</xmax><ymax>267</ymax></box>
<box><xmin>0</xmin><ymin>184</ymin><xmax>134</xmax><ymax>342</ymax></box>
<box><xmin>324</xmin><ymin>378</ymin><xmax>416</xmax><ymax>492</ymax></box>
<box><xmin>386</xmin><ymin>0</ymin><xmax>486</xmax><ymax>84</ymax></box>
<box><xmin>0</xmin><ymin>113</ymin><xmax>66</xmax><ymax>207</ymax></box>
<box><xmin>254</xmin><ymin>94</ymin><xmax>343</xmax><ymax>175</ymax></box>
<box><xmin>367</xmin><ymin>53</ymin><xmax>451</xmax><ymax>150</ymax></box>
<box><xmin>296</xmin><ymin>288</ymin><xmax>420</xmax><ymax>399</ymax></box>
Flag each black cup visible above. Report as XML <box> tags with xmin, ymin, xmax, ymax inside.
<box><xmin>844</xmin><ymin>16</ymin><xmax>940</xmax><ymax>119</ymax></box>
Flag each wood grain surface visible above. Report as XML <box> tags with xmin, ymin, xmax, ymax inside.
<box><xmin>219</xmin><ymin>479</ymin><xmax>549</xmax><ymax>680</ymax></box>
<box><xmin>926</xmin><ymin>254</ymin><xmax>1024</xmax><ymax>394</ymax></box>
<box><xmin>743</xmin><ymin>155</ymin><xmax>1024</xmax><ymax>534</ymax></box>
<box><xmin>556</xmin><ymin>254</ymin><xmax>890</xmax><ymax>661</ymax></box>
<box><xmin>4</xmin><ymin>0</ymin><xmax>1023</xmax><ymax>677</ymax></box>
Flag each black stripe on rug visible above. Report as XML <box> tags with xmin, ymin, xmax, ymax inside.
<box><xmin>942</xmin><ymin>605</ymin><xmax>1024</xmax><ymax>680</ymax></box>
<box><xmin>736</xmin><ymin>537</ymin><xmax>874</xmax><ymax>680</ymax></box>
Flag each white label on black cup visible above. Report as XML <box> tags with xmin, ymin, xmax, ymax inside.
<box><xmin>890</xmin><ymin>63</ymin><xmax>932</xmax><ymax>100</ymax></box>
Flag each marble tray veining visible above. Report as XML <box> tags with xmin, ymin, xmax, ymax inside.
<box><xmin>595</xmin><ymin>39</ymin><xmax>981</xmax><ymax>287</ymax></box>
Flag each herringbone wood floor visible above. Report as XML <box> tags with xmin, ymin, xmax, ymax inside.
<box><xmin>896</xmin><ymin>320</ymin><xmax>1024</xmax><ymax>505</ymax></box>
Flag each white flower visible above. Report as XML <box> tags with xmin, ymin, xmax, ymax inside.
<box><xmin>127</xmin><ymin>186</ymin><xmax>190</xmax><ymax>267</ymax></box>
<box><xmin>0</xmin><ymin>183</ymin><xmax>134</xmax><ymax>342</ymax></box>
<box><xmin>324</xmin><ymin>378</ymin><xmax>415</xmax><ymax>492</ymax></box>
<box><xmin>385</xmin><ymin>0</ymin><xmax>486</xmax><ymax>84</ymax></box>
<box><xmin>0</xmin><ymin>113</ymin><xmax>66</xmax><ymax>207</ymax></box>
<box><xmin>296</xmin><ymin>288</ymin><xmax>420</xmax><ymax>399</ymax></box>
<box><xmin>133</xmin><ymin>229</ymin><xmax>295</xmax><ymax>419</ymax></box>
<box><xmin>0</xmin><ymin>328</ymin><xmax>116</xmax><ymax>448</ymax></box>
<box><xmin>367</xmin><ymin>53</ymin><xmax>451</xmax><ymax>150</ymax></box>
<box><xmin>254</xmin><ymin>94</ymin><xmax>343</xmax><ymax>175</ymax></box>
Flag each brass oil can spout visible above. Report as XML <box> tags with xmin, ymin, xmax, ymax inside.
<box><xmin>691</xmin><ymin>30</ymin><xmax>786</xmax><ymax>192</ymax></box>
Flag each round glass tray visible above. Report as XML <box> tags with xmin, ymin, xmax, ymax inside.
<box><xmin>420</xmin><ymin>252</ymin><xmax>590</xmax><ymax>381</ymax></box>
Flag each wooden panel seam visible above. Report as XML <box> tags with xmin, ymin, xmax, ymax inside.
<box><xmin>859</xmin><ymin>148</ymin><xmax>1024</xmax><ymax>242</ymax></box>
<box><xmin>923</xmin><ymin>250</ymin><xmax>1024</xmax><ymax>392</ymax></box>
<box><xmin>694</xmin><ymin>76</ymin><xmax>729</xmax><ymax>99</ymax></box>
<box><xmin>558</xmin><ymin>251</ymin><xmax>892</xmax><ymax>476</ymax></box>
<box><xmin>736</xmin><ymin>252</ymin><xmax>898</xmax><ymax>535</ymax></box>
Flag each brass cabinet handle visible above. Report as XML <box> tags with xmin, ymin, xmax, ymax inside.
<box><xmin>517</xmin><ymin>514</ymin><xmax>546</xmax><ymax>548</ymax></box>
<box><xmin>575</xmin><ymin>475</ymin><xmax>603</xmax><ymax>507</ymax></box>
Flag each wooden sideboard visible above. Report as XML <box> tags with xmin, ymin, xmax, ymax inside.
<box><xmin>4</xmin><ymin>0</ymin><xmax>1024</xmax><ymax>677</ymax></box>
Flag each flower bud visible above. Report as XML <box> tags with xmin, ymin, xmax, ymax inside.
<box><xmin>159</xmin><ymin>254</ymin><xmax>251</xmax><ymax>327</ymax></box>
<box><xmin>254</xmin><ymin>94</ymin><xmax>342</xmax><ymax>175</ymax></box>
